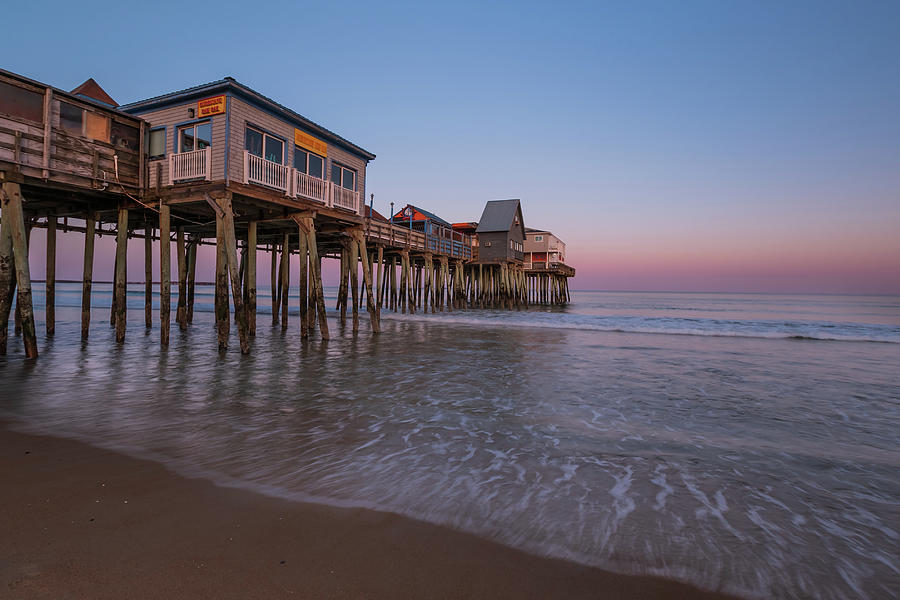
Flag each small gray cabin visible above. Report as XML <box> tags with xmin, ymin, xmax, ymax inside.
<box><xmin>475</xmin><ymin>199</ymin><xmax>525</xmax><ymax>264</ymax></box>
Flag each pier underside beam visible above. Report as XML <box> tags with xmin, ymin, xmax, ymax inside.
<box><xmin>159</xmin><ymin>203</ymin><xmax>171</xmax><ymax>347</ymax></box>
<box><xmin>81</xmin><ymin>214</ymin><xmax>95</xmax><ymax>340</ymax></box>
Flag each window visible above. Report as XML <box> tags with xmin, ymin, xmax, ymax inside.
<box><xmin>534</xmin><ymin>235</ymin><xmax>543</xmax><ymax>242</ymax></box>
<box><xmin>294</xmin><ymin>147</ymin><xmax>324</xmax><ymax>178</ymax></box>
<box><xmin>148</xmin><ymin>128</ymin><xmax>165</xmax><ymax>159</ymax></box>
<box><xmin>178</xmin><ymin>121</ymin><xmax>211</xmax><ymax>153</ymax></box>
<box><xmin>245</xmin><ymin>127</ymin><xmax>283</xmax><ymax>163</ymax></box>
<box><xmin>483</xmin><ymin>241</ymin><xmax>491</xmax><ymax>247</ymax></box>
<box><xmin>0</xmin><ymin>81</ymin><xmax>43</xmax><ymax>122</ymax></box>
<box><xmin>59</xmin><ymin>101</ymin><xmax>109</xmax><ymax>142</ymax></box>
<box><xmin>331</xmin><ymin>162</ymin><xmax>356</xmax><ymax>190</ymax></box>
<box><xmin>59</xmin><ymin>101</ymin><xmax>83</xmax><ymax>135</ymax></box>
<box><xmin>111</xmin><ymin>121</ymin><xmax>139</xmax><ymax>150</ymax></box>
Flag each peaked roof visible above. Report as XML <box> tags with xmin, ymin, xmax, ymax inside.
<box><xmin>364</xmin><ymin>205</ymin><xmax>389</xmax><ymax>223</ymax></box>
<box><xmin>70</xmin><ymin>78</ymin><xmax>118</xmax><ymax>107</ymax></box>
<box><xmin>119</xmin><ymin>77</ymin><xmax>374</xmax><ymax>161</ymax></box>
<box><xmin>391</xmin><ymin>204</ymin><xmax>451</xmax><ymax>227</ymax></box>
<box><xmin>476</xmin><ymin>199</ymin><xmax>522</xmax><ymax>233</ymax></box>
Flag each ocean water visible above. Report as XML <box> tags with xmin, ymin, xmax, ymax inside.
<box><xmin>2</xmin><ymin>284</ymin><xmax>899</xmax><ymax>599</ymax></box>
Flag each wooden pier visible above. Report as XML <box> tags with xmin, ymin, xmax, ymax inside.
<box><xmin>1</xmin><ymin>69</ymin><xmax>575</xmax><ymax>361</ymax></box>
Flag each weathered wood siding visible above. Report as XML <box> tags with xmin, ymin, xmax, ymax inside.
<box><xmin>227</xmin><ymin>96</ymin><xmax>367</xmax><ymax>201</ymax></box>
<box><xmin>0</xmin><ymin>71</ymin><xmax>144</xmax><ymax>193</ymax></box>
<box><xmin>134</xmin><ymin>102</ymin><xmax>228</xmax><ymax>188</ymax></box>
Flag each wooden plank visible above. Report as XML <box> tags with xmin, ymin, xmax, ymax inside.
<box><xmin>280</xmin><ymin>232</ymin><xmax>290</xmax><ymax>331</ymax></box>
<box><xmin>41</xmin><ymin>88</ymin><xmax>51</xmax><ymax>179</ymax></box>
<box><xmin>303</xmin><ymin>217</ymin><xmax>330</xmax><ymax>340</ymax></box>
<box><xmin>270</xmin><ymin>242</ymin><xmax>280</xmax><ymax>326</ymax></box>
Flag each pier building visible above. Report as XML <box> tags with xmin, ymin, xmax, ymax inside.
<box><xmin>1</xmin><ymin>68</ymin><xmax>574</xmax><ymax>361</ymax></box>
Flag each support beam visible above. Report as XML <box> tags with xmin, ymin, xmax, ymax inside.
<box><xmin>215</xmin><ymin>212</ymin><xmax>229</xmax><ymax>351</ymax></box>
<box><xmin>353</xmin><ymin>230</ymin><xmax>380</xmax><ymax>333</ymax></box>
<box><xmin>81</xmin><ymin>214</ymin><xmax>96</xmax><ymax>340</ymax></box>
<box><xmin>297</xmin><ymin>223</ymin><xmax>308</xmax><ymax>338</ymax></box>
<box><xmin>187</xmin><ymin>237</ymin><xmax>197</xmax><ymax>324</ymax></box>
<box><xmin>0</xmin><ymin>187</ymin><xmax>14</xmax><ymax>355</ymax></box>
<box><xmin>349</xmin><ymin>235</ymin><xmax>360</xmax><ymax>332</ymax></box>
<box><xmin>159</xmin><ymin>203</ymin><xmax>171</xmax><ymax>347</ymax></box>
<box><xmin>144</xmin><ymin>220</ymin><xmax>153</xmax><ymax>328</ymax></box>
<box><xmin>375</xmin><ymin>245</ymin><xmax>383</xmax><ymax>310</ymax></box>
<box><xmin>114</xmin><ymin>206</ymin><xmax>128</xmax><ymax>343</ymax></box>
<box><xmin>217</xmin><ymin>195</ymin><xmax>250</xmax><ymax>354</ymax></box>
<box><xmin>1</xmin><ymin>183</ymin><xmax>37</xmax><ymax>358</ymax></box>
<box><xmin>295</xmin><ymin>216</ymin><xmax>329</xmax><ymax>340</ymax></box>
<box><xmin>45</xmin><ymin>216</ymin><xmax>56</xmax><ymax>335</ymax></box>
<box><xmin>176</xmin><ymin>227</ymin><xmax>187</xmax><ymax>330</ymax></box>
<box><xmin>247</xmin><ymin>223</ymin><xmax>257</xmax><ymax>336</ymax></box>
<box><xmin>280</xmin><ymin>232</ymin><xmax>290</xmax><ymax>331</ymax></box>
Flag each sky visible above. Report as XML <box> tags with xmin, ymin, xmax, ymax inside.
<box><xmin>3</xmin><ymin>0</ymin><xmax>899</xmax><ymax>293</ymax></box>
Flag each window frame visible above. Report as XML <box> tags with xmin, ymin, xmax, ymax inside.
<box><xmin>148</xmin><ymin>127</ymin><xmax>166</xmax><ymax>160</ymax></box>
<box><xmin>330</xmin><ymin>161</ymin><xmax>357</xmax><ymax>191</ymax></box>
<box><xmin>534</xmin><ymin>235</ymin><xmax>543</xmax><ymax>242</ymax></box>
<box><xmin>176</xmin><ymin>120</ymin><xmax>212</xmax><ymax>154</ymax></box>
<box><xmin>294</xmin><ymin>145</ymin><xmax>325</xmax><ymax>179</ymax></box>
<box><xmin>245</xmin><ymin>125</ymin><xmax>285</xmax><ymax>165</ymax></box>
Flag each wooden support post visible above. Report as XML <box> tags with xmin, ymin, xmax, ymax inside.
<box><xmin>390</xmin><ymin>256</ymin><xmax>397</xmax><ymax>312</ymax></box>
<box><xmin>0</xmin><ymin>188</ymin><xmax>14</xmax><ymax>355</ymax></box>
<box><xmin>281</xmin><ymin>232</ymin><xmax>290</xmax><ymax>331</ymax></box>
<box><xmin>81</xmin><ymin>214</ymin><xmax>96</xmax><ymax>340</ymax></box>
<box><xmin>349</xmin><ymin>234</ymin><xmax>360</xmax><ymax>332</ymax></box>
<box><xmin>354</xmin><ymin>230</ymin><xmax>380</xmax><ymax>333</ymax></box>
<box><xmin>144</xmin><ymin>220</ymin><xmax>153</xmax><ymax>328</ymax></box>
<box><xmin>247</xmin><ymin>223</ymin><xmax>257</xmax><ymax>336</ymax></box>
<box><xmin>338</xmin><ymin>244</ymin><xmax>349</xmax><ymax>325</ymax></box>
<box><xmin>45</xmin><ymin>216</ymin><xmax>56</xmax><ymax>335</ymax></box>
<box><xmin>270</xmin><ymin>243</ymin><xmax>280</xmax><ymax>326</ymax></box>
<box><xmin>187</xmin><ymin>237</ymin><xmax>197</xmax><ymax>324</ymax></box>
<box><xmin>176</xmin><ymin>227</ymin><xmax>187</xmax><ymax>330</ymax></box>
<box><xmin>217</xmin><ymin>195</ymin><xmax>250</xmax><ymax>354</ymax></box>
<box><xmin>1</xmin><ymin>183</ymin><xmax>37</xmax><ymax>358</ymax></box>
<box><xmin>114</xmin><ymin>206</ymin><xmax>128</xmax><ymax>343</ymax></box>
<box><xmin>299</xmin><ymin>216</ymin><xmax>329</xmax><ymax>340</ymax></box>
<box><xmin>214</xmin><ymin>208</ymin><xmax>229</xmax><ymax>350</ymax></box>
<box><xmin>159</xmin><ymin>203</ymin><xmax>171</xmax><ymax>347</ymax></box>
<box><xmin>376</xmin><ymin>245</ymin><xmax>383</xmax><ymax>310</ymax></box>
<box><xmin>297</xmin><ymin>222</ymin><xmax>308</xmax><ymax>338</ymax></box>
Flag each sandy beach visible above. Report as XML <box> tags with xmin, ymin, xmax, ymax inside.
<box><xmin>0</xmin><ymin>424</ymin><xmax>737</xmax><ymax>599</ymax></box>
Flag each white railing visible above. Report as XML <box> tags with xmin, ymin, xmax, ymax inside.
<box><xmin>331</xmin><ymin>185</ymin><xmax>360</xmax><ymax>213</ymax></box>
<box><xmin>240</xmin><ymin>150</ymin><xmax>362</xmax><ymax>215</ymax></box>
<box><xmin>243</xmin><ymin>150</ymin><xmax>290</xmax><ymax>192</ymax></box>
<box><xmin>294</xmin><ymin>170</ymin><xmax>328</xmax><ymax>204</ymax></box>
<box><xmin>168</xmin><ymin>147</ymin><xmax>210</xmax><ymax>183</ymax></box>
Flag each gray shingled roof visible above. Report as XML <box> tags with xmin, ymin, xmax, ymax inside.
<box><xmin>476</xmin><ymin>199</ymin><xmax>522</xmax><ymax>233</ymax></box>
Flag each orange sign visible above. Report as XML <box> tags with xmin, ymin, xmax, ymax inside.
<box><xmin>197</xmin><ymin>95</ymin><xmax>226</xmax><ymax>117</ymax></box>
<box><xmin>294</xmin><ymin>129</ymin><xmax>327</xmax><ymax>157</ymax></box>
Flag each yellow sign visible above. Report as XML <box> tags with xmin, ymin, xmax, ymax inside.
<box><xmin>197</xmin><ymin>95</ymin><xmax>226</xmax><ymax>117</ymax></box>
<box><xmin>294</xmin><ymin>129</ymin><xmax>327</xmax><ymax>157</ymax></box>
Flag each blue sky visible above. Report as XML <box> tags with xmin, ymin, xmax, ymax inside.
<box><xmin>4</xmin><ymin>0</ymin><xmax>899</xmax><ymax>292</ymax></box>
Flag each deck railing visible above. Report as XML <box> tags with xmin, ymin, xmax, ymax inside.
<box><xmin>331</xmin><ymin>185</ymin><xmax>360</xmax><ymax>213</ymax></box>
<box><xmin>169</xmin><ymin>147</ymin><xmax>210</xmax><ymax>184</ymax></box>
<box><xmin>294</xmin><ymin>170</ymin><xmax>328</xmax><ymax>204</ymax></box>
<box><xmin>243</xmin><ymin>150</ymin><xmax>290</xmax><ymax>192</ymax></box>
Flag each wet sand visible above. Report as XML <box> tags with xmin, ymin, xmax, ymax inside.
<box><xmin>0</xmin><ymin>425</ymin><xmax>738</xmax><ymax>599</ymax></box>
